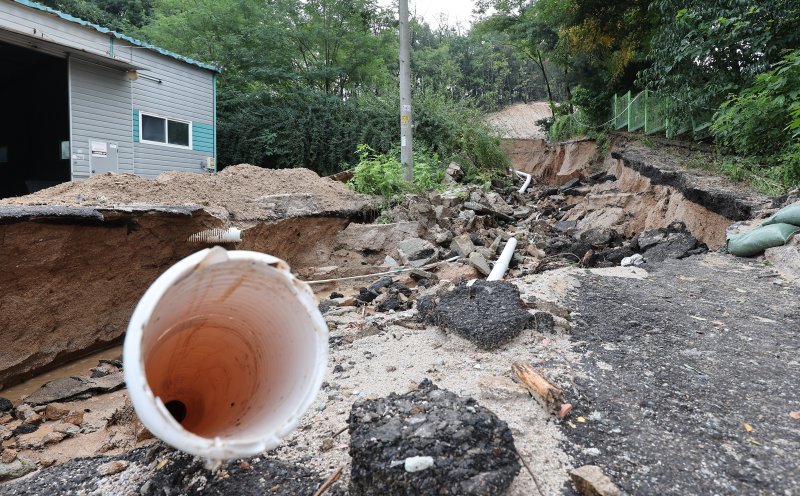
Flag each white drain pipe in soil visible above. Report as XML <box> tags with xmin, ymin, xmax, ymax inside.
<box><xmin>123</xmin><ymin>247</ymin><xmax>328</xmax><ymax>461</ymax></box>
<box><xmin>487</xmin><ymin>237</ymin><xmax>518</xmax><ymax>281</ymax></box>
<box><xmin>514</xmin><ymin>170</ymin><xmax>532</xmax><ymax>194</ymax></box>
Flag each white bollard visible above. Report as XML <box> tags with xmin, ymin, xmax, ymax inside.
<box><xmin>123</xmin><ymin>247</ymin><xmax>328</xmax><ymax>461</ymax></box>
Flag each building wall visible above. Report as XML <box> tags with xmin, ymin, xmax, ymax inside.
<box><xmin>2</xmin><ymin>0</ymin><xmax>216</xmax><ymax>180</ymax></box>
<box><xmin>0</xmin><ymin>1</ymin><xmax>112</xmax><ymax>60</ymax></box>
<box><xmin>123</xmin><ymin>43</ymin><xmax>215</xmax><ymax>177</ymax></box>
<box><xmin>69</xmin><ymin>57</ymin><xmax>134</xmax><ymax>178</ymax></box>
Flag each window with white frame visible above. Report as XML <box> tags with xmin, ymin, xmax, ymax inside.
<box><xmin>140</xmin><ymin>113</ymin><xmax>191</xmax><ymax>148</ymax></box>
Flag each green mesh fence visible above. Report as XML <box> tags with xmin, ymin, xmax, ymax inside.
<box><xmin>628</xmin><ymin>91</ymin><xmax>646</xmax><ymax>131</ymax></box>
<box><xmin>644</xmin><ymin>92</ymin><xmax>666</xmax><ymax>135</ymax></box>
<box><xmin>614</xmin><ymin>91</ymin><xmax>630</xmax><ymax>130</ymax></box>
<box><xmin>692</xmin><ymin>111</ymin><xmax>713</xmax><ymax>139</ymax></box>
<box><xmin>614</xmin><ymin>90</ymin><xmax>709</xmax><ymax>139</ymax></box>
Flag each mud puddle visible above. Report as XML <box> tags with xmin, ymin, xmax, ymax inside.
<box><xmin>1</xmin><ymin>345</ymin><xmax>123</xmax><ymax>405</ymax></box>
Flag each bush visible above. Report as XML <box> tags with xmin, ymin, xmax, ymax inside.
<box><xmin>348</xmin><ymin>144</ymin><xmax>445</xmax><ymax>198</ymax></box>
<box><xmin>711</xmin><ymin>49</ymin><xmax>800</xmax><ymax>191</ymax></box>
<box><xmin>218</xmin><ymin>88</ymin><xmax>511</xmax><ymax>179</ymax></box>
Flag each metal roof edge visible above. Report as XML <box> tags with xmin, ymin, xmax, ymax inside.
<box><xmin>12</xmin><ymin>0</ymin><xmax>221</xmax><ymax>72</ymax></box>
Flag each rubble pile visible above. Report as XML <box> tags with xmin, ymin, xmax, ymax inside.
<box><xmin>0</xmin><ymin>359</ymin><xmax>150</xmax><ymax>481</ymax></box>
<box><xmin>1</xmin><ymin>138</ymin><xmax>765</xmax><ymax>496</ymax></box>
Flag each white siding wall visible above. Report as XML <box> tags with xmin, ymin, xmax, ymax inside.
<box><xmin>69</xmin><ymin>58</ymin><xmax>133</xmax><ymax>178</ymax></box>
<box><xmin>127</xmin><ymin>45</ymin><xmax>215</xmax><ymax>177</ymax></box>
<box><xmin>0</xmin><ymin>1</ymin><xmax>114</xmax><ymax>61</ymax></box>
<box><xmin>1</xmin><ymin>1</ymin><xmax>216</xmax><ymax>179</ymax></box>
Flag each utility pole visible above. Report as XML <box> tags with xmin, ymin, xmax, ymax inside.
<box><xmin>399</xmin><ymin>0</ymin><xmax>413</xmax><ymax>181</ymax></box>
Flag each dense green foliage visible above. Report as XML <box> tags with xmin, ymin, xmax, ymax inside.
<box><xmin>711</xmin><ymin>49</ymin><xmax>800</xmax><ymax>189</ymax></box>
<box><xmin>479</xmin><ymin>0</ymin><xmax>800</xmax><ymax>191</ymax></box>
<box><xmin>349</xmin><ymin>144</ymin><xmax>444</xmax><ymax>198</ymax></box>
<box><xmin>641</xmin><ymin>1</ymin><xmax>800</xmax><ymax>118</ymax></box>
<box><xmin>39</xmin><ymin>0</ymin><xmax>154</xmax><ymax>31</ymax></box>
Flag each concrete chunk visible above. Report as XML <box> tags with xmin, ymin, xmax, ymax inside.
<box><xmin>570</xmin><ymin>465</ymin><xmax>620</xmax><ymax>496</ymax></box>
<box><xmin>450</xmin><ymin>234</ymin><xmax>476</xmax><ymax>257</ymax></box>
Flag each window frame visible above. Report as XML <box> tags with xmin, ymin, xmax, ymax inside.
<box><xmin>139</xmin><ymin>112</ymin><xmax>193</xmax><ymax>149</ymax></box>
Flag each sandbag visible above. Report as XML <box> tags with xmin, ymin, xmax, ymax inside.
<box><xmin>761</xmin><ymin>202</ymin><xmax>800</xmax><ymax>227</ymax></box>
<box><xmin>727</xmin><ymin>223</ymin><xmax>800</xmax><ymax>257</ymax></box>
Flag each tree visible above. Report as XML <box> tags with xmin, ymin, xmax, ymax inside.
<box><xmin>478</xmin><ymin>0</ymin><xmax>658</xmax><ymax>122</ymax></box>
<box><xmin>639</xmin><ymin>0</ymin><xmax>800</xmax><ymax>118</ymax></box>
<box><xmin>38</xmin><ymin>0</ymin><xmax>154</xmax><ymax>31</ymax></box>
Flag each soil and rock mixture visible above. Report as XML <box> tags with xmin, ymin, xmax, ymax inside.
<box><xmin>2</xmin><ymin>136</ymin><xmax>799</xmax><ymax>495</ymax></box>
<box><xmin>0</xmin><ymin>165</ymin><xmax>376</xmax><ymax>388</ymax></box>
<box><xmin>0</xmin><ymin>164</ymin><xmax>375</xmax><ymax>224</ymax></box>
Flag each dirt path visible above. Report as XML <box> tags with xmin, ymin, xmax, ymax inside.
<box><xmin>563</xmin><ymin>253</ymin><xmax>800</xmax><ymax>495</ymax></box>
<box><xmin>486</xmin><ymin>102</ymin><xmax>551</xmax><ymax>139</ymax></box>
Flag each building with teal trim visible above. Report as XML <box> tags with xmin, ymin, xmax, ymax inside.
<box><xmin>0</xmin><ymin>0</ymin><xmax>219</xmax><ymax>198</ymax></box>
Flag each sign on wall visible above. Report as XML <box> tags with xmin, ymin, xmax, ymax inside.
<box><xmin>90</xmin><ymin>141</ymin><xmax>108</xmax><ymax>158</ymax></box>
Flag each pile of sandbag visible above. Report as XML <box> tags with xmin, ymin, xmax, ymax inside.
<box><xmin>727</xmin><ymin>203</ymin><xmax>800</xmax><ymax>257</ymax></box>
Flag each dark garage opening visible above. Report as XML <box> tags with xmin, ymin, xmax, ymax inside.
<box><xmin>0</xmin><ymin>41</ymin><xmax>70</xmax><ymax>199</ymax></box>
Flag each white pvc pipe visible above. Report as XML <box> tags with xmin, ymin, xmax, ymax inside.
<box><xmin>123</xmin><ymin>247</ymin><xmax>328</xmax><ymax>461</ymax></box>
<box><xmin>487</xmin><ymin>237</ymin><xmax>518</xmax><ymax>281</ymax></box>
<box><xmin>515</xmin><ymin>170</ymin><xmax>532</xmax><ymax>194</ymax></box>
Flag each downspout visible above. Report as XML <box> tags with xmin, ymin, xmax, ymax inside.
<box><xmin>66</xmin><ymin>54</ymin><xmax>73</xmax><ymax>180</ymax></box>
<box><xmin>213</xmin><ymin>72</ymin><xmax>217</xmax><ymax>172</ymax></box>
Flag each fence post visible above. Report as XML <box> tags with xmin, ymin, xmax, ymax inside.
<box><xmin>643</xmin><ymin>89</ymin><xmax>648</xmax><ymax>133</ymax></box>
<box><xmin>626</xmin><ymin>91</ymin><xmax>632</xmax><ymax>131</ymax></box>
<box><xmin>613</xmin><ymin>94</ymin><xmax>617</xmax><ymax>124</ymax></box>
<box><xmin>665</xmin><ymin>97</ymin><xmax>671</xmax><ymax>139</ymax></box>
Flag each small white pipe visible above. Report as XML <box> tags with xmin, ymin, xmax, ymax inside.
<box><xmin>124</xmin><ymin>247</ymin><xmax>328</xmax><ymax>462</ymax></box>
<box><xmin>188</xmin><ymin>227</ymin><xmax>242</xmax><ymax>243</ymax></box>
<box><xmin>487</xmin><ymin>237</ymin><xmax>518</xmax><ymax>281</ymax></box>
<box><xmin>515</xmin><ymin>170</ymin><xmax>532</xmax><ymax>194</ymax></box>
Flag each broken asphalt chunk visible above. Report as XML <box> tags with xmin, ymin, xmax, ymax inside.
<box><xmin>430</xmin><ymin>281</ymin><xmax>534</xmax><ymax>349</ymax></box>
<box><xmin>348</xmin><ymin>379</ymin><xmax>520</xmax><ymax>495</ymax></box>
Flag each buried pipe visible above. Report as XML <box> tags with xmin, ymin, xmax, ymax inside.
<box><xmin>123</xmin><ymin>247</ymin><xmax>328</xmax><ymax>461</ymax></box>
<box><xmin>487</xmin><ymin>237</ymin><xmax>518</xmax><ymax>281</ymax></box>
<box><xmin>512</xmin><ymin>169</ymin><xmax>532</xmax><ymax>194</ymax></box>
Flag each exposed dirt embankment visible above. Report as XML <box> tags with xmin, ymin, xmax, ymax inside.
<box><xmin>0</xmin><ymin>206</ymin><xmax>222</xmax><ymax>388</ymax></box>
<box><xmin>503</xmin><ymin>138</ymin><xmax>773</xmax><ymax>249</ymax></box>
<box><xmin>0</xmin><ymin>166</ymin><xmax>379</xmax><ymax>388</ymax></box>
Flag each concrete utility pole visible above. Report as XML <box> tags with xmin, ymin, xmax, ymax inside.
<box><xmin>399</xmin><ymin>0</ymin><xmax>413</xmax><ymax>181</ymax></box>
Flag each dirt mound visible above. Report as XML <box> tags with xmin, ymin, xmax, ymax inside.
<box><xmin>0</xmin><ymin>165</ymin><xmax>374</xmax><ymax>224</ymax></box>
<box><xmin>486</xmin><ymin>102</ymin><xmax>551</xmax><ymax>139</ymax></box>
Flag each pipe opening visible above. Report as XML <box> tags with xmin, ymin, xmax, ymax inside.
<box><xmin>165</xmin><ymin>400</ymin><xmax>187</xmax><ymax>424</ymax></box>
<box><xmin>126</xmin><ymin>251</ymin><xmax>328</xmax><ymax>457</ymax></box>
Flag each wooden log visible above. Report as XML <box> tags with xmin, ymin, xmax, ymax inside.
<box><xmin>512</xmin><ymin>361</ymin><xmax>564</xmax><ymax>415</ymax></box>
<box><xmin>313</xmin><ymin>465</ymin><xmax>344</xmax><ymax>496</ymax></box>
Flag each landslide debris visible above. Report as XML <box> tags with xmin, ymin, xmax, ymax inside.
<box><xmin>0</xmin><ymin>444</ymin><xmax>341</xmax><ymax>496</ymax></box>
<box><xmin>347</xmin><ymin>379</ymin><xmax>520</xmax><ymax>495</ymax></box>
